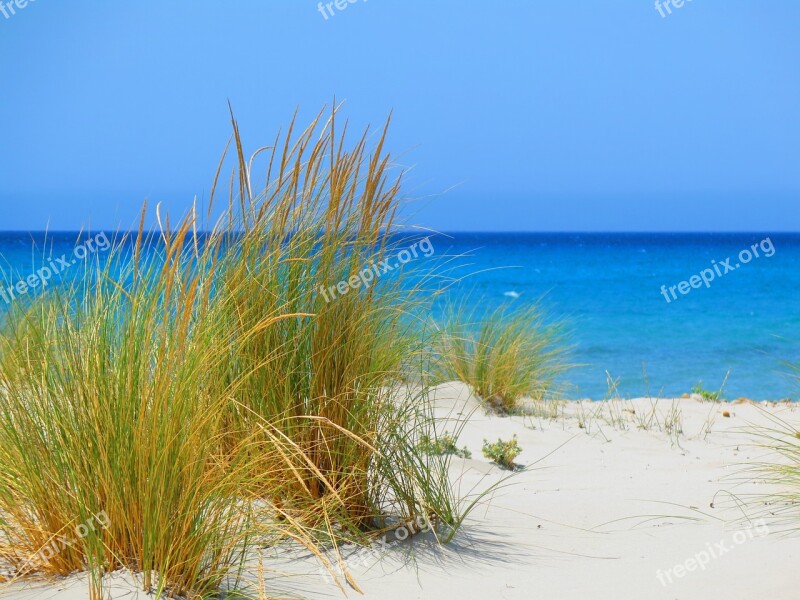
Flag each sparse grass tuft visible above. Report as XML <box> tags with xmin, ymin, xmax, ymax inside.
<box><xmin>740</xmin><ymin>410</ymin><xmax>800</xmax><ymax>531</ymax></box>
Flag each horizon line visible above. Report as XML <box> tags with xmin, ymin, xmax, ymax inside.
<box><xmin>0</xmin><ymin>230</ymin><xmax>797</xmax><ymax>235</ymax></box>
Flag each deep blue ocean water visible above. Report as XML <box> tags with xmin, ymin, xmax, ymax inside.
<box><xmin>1</xmin><ymin>231</ymin><xmax>798</xmax><ymax>400</ymax></box>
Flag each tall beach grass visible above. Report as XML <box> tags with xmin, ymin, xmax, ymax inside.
<box><xmin>0</xmin><ymin>107</ymin><xmax>468</xmax><ymax>598</ymax></box>
<box><xmin>212</xmin><ymin>107</ymin><xmax>464</xmax><ymax>541</ymax></box>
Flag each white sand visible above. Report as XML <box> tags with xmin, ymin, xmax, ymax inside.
<box><xmin>4</xmin><ymin>382</ymin><xmax>799</xmax><ymax>599</ymax></box>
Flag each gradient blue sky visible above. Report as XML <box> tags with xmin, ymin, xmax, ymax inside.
<box><xmin>1</xmin><ymin>0</ymin><xmax>798</xmax><ymax>231</ymax></box>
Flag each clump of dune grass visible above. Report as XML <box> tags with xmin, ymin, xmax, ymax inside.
<box><xmin>0</xmin><ymin>211</ymin><xmax>429</xmax><ymax>598</ymax></box>
<box><xmin>205</xmin><ymin>106</ymin><xmax>468</xmax><ymax>550</ymax></box>
<box><xmin>435</xmin><ymin>302</ymin><xmax>569</xmax><ymax>413</ymax></box>
<box><xmin>0</xmin><ymin>106</ymin><xmax>481</xmax><ymax>598</ymax></box>
<box><xmin>0</xmin><ymin>216</ymin><xmax>297</xmax><ymax>598</ymax></box>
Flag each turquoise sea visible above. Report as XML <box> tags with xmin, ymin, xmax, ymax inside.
<box><xmin>1</xmin><ymin>231</ymin><xmax>798</xmax><ymax>400</ymax></box>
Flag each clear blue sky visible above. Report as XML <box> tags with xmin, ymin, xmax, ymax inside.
<box><xmin>1</xmin><ymin>0</ymin><xmax>798</xmax><ymax>231</ymax></box>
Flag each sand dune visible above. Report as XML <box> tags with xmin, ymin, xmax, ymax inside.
<box><xmin>4</xmin><ymin>382</ymin><xmax>799</xmax><ymax>600</ymax></box>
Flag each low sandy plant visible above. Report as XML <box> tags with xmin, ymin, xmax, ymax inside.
<box><xmin>482</xmin><ymin>435</ymin><xmax>522</xmax><ymax>470</ymax></box>
<box><xmin>632</xmin><ymin>369</ymin><xmax>665</xmax><ymax>432</ymax></box>
<box><xmin>698</xmin><ymin>374</ymin><xmax>729</xmax><ymax>439</ymax></box>
<box><xmin>599</xmin><ymin>374</ymin><xmax>630</xmax><ymax>431</ymax></box>
<box><xmin>436</xmin><ymin>302</ymin><xmax>570</xmax><ymax>413</ymax></box>
<box><xmin>572</xmin><ymin>374</ymin><xmax>621</xmax><ymax>441</ymax></box>
<box><xmin>692</xmin><ymin>380</ymin><xmax>723</xmax><ymax>401</ymax></box>
<box><xmin>663</xmin><ymin>399</ymin><xmax>684</xmax><ymax>441</ymax></box>
<box><xmin>417</xmin><ymin>432</ymin><xmax>472</xmax><ymax>459</ymax></box>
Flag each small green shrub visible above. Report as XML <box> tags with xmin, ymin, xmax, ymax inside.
<box><xmin>692</xmin><ymin>381</ymin><xmax>722</xmax><ymax>401</ymax></box>
<box><xmin>417</xmin><ymin>433</ymin><xmax>472</xmax><ymax>459</ymax></box>
<box><xmin>482</xmin><ymin>435</ymin><xmax>522</xmax><ymax>470</ymax></box>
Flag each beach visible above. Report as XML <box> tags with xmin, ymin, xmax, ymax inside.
<box><xmin>4</xmin><ymin>382</ymin><xmax>798</xmax><ymax>600</ymax></box>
